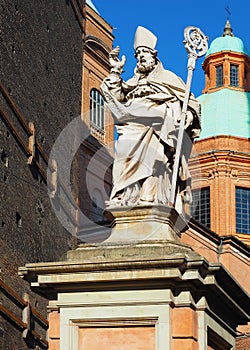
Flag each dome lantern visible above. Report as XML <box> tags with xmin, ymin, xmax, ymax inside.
<box><xmin>222</xmin><ymin>19</ymin><xmax>234</xmax><ymax>37</ymax></box>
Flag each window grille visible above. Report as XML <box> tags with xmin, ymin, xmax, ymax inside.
<box><xmin>190</xmin><ymin>187</ymin><xmax>210</xmax><ymax>228</ymax></box>
<box><xmin>236</xmin><ymin>187</ymin><xmax>250</xmax><ymax>234</ymax></box>
<box><xmin>216</xmin><ymin>65</ymin><xmax>223</xmax><ymax>87</ymax></box>
<box><xmin>230</xmin><ymin>64</ymin><xmax>239</xmax><ymax>86</ymax></box>
<box><xmin>90</xmin><ymin>88</ymin><xmax>105</xmax><ymax>132</ymax></box>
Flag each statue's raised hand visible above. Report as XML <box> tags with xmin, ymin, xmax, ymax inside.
<box><xmin>109</xmin><ymin>46</ymin><xmax>126</xmax><ymax>74</ymax></box>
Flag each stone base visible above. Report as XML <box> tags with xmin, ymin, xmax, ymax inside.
<box><xmin>19</xmin><ymin>238</ymin><xmax>248</xmax><ymax>350</ymax></box>
<box><xmin>66</xmin><ymin>239</ymin><xmax>195</xmax><ymax>263</ymax></box>
<box><xmin>103</xmin><ymin>204</ymin><xmax>188</xmax><ymax>243</ymax></box>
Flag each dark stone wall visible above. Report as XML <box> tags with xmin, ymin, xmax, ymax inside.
<box><xmin>1</xmin><ymin>0</ymin><xmax>83</xmax><ymax>152</ymax></box>
<box><xmin>0</xmin><ymin>0</ymin><xmax>83</xmax><ymax>348</ymax></box>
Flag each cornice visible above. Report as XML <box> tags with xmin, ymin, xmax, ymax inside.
<box><xmin>18</xmin><ymin>240</ymin><xmax>249</xmax><ymax>324</ymax></box>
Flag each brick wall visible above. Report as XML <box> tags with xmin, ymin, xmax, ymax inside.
<box><xmin>0</xmin><ymin>0</ymin><xmax>83</xmax><ymax>348</ymax></box>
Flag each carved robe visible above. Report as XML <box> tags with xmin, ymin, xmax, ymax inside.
<box><xmin>101</xmin><ymin>61</ymin><xmax>200</xmax><ymax>210</ymax></box>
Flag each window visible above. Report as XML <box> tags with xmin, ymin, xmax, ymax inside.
<box><xmin>92</xmin><ymin>189</ymin><xmax>105</xmax><ymax>223</ymax></box>
<box><xmin>90</xmin><ymin>88</ymin><xmax>105</xmax><ymax>132</ymax></box>
<box><xmin>236</xmin><ymin>187</ymin><xmax>250</xmax><ymax>234</ymax></box>
<box><xmin>190</xmin><ymin>187</ymin><xmax>210</xmax><ymax>228</ymax></box>
<box><xmin>230</xmin><ymin>64</ymin><xmax>239</xmax><ymax>86</ymax></box>
<box><xmin>216</xmin><ymin>65</ymin><xmax>223</xmax><ymax>87</ymax></box>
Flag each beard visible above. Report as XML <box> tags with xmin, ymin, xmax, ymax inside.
<box><xmin>136</xmin><ymin>58</ymin><xmax>156</xmax><ymax>73</ymax></box>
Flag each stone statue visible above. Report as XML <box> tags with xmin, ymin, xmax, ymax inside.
<box><xmin>101</xmin><ymin>26</ymin><xmax>201</xmax><ymax>213</ymax></box>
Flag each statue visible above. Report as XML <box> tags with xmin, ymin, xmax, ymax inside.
<box><xmin>101</xmin><ymin>26</ymin><xmax>202</xmax><ymax>213</ymax></box>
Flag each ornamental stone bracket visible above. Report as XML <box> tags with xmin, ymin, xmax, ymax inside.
<box><xmin>206</xmin><ymin>166</ymin><xmax>239</xmax><ymax>179</ymax></box>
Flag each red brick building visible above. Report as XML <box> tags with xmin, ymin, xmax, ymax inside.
<box><xmin>184</xmin><ymin>20</ymin><xmax>249</xmax><ymax>291</ymax></box>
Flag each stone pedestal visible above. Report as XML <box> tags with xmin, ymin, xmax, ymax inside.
<box><xmin>104</xmin><ymin>204</ymin><xmax>188</xmax><ymax>242</ymax></box>
<box><xmin>19</xmin><ymin>205</ymin><xmax>249</xmax><ymax>350</ymax></box>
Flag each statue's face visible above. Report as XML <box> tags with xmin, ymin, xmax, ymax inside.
<box><xmin>135</xmin><ymin>47</ymin><xmax>157</xmax><ymax>73</ymax></box>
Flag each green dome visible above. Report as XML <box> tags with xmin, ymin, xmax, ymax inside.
<box><xmin>197</xmin><ymin>89</ymin><xmax>250</xmax><ymax>139</ymax></box>
<box><xmin>205</xmin><ymin>20</ymin><xmax>250</xmax><ymax>57</ymax></box>
<box><xmin>206</xmin><ymin>35</ymin><xmax>250</xmax><ymax>57</ymax></box>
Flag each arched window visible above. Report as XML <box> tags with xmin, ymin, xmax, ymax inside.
<box><xmin>90</xmin><ymin>88</ymin><xmax>105</xmax><ymax>132</ymax></box>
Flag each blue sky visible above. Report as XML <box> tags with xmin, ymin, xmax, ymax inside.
<box><xmin>91</xmin><ymin>0</ymin><xmax>249</xmax><ymax>97</ymax></box>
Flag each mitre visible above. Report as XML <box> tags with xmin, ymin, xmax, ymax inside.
<box><xmin>134</xmin><ymin>26</ymin><xmax>157</xmax><ymax>50</ymax></box>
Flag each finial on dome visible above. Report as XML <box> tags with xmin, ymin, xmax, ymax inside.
<box><xmin>223</xmin><ymin>19</ymin><xmax>234</xmax><ymax>37</ymax></box>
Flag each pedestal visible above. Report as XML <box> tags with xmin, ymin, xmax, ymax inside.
<box><xmin>19</xmin><ymin>205</ymin><xmax>249</xmax><ymax>350</ymax></box>
<box><xmin>104</xmin><ymin>204</ymin><xmax>188</xmax><ymax>243</ymax></box>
